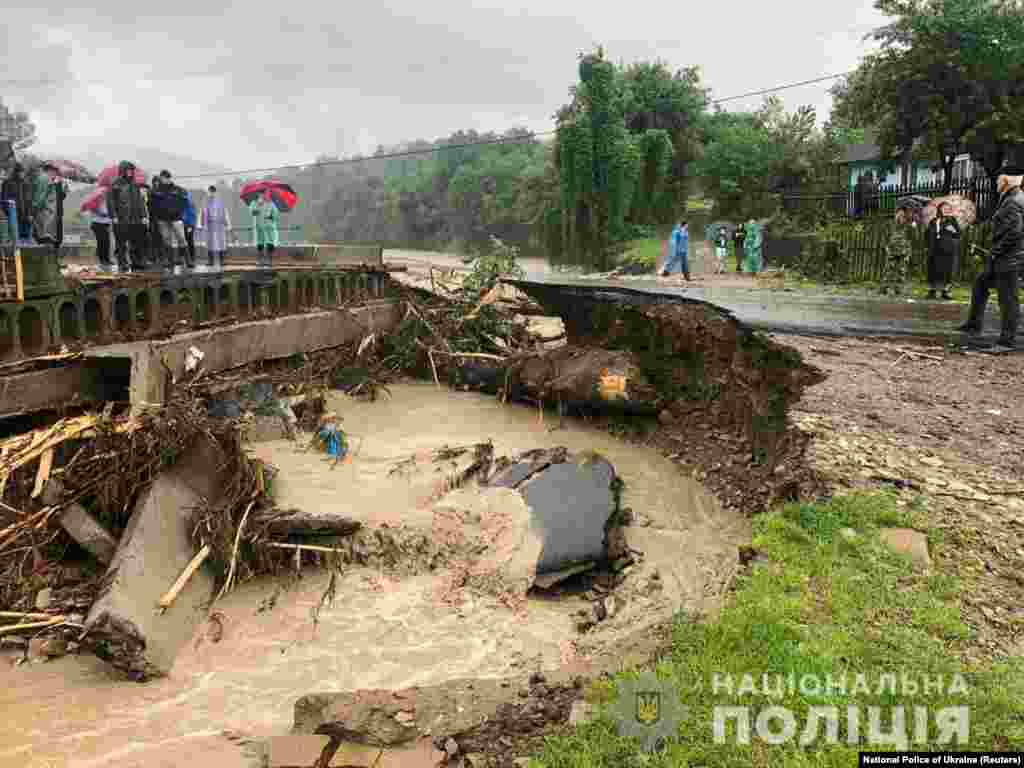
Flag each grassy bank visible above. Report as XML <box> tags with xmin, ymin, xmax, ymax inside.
<box><xmin>616</xmin><ymin>238</ymin><xmax>665</xmax><ymax>271</ymax></box>
<box><xmin>531</xmin><ymin>494</ymin><xmax>1024</xmax><ymax>766</ymax></box>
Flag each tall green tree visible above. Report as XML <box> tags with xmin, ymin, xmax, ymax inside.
<box><xmin>550</xmin><ymin>48</ymin><xmax>707</xmax><ymax>265</ymax></box>
<box><xmin>695</xmin><ymin>98</ymin><xmax>840</xmax><ymax>222</ymax></box>
<box><xmin>694</xmin><ymin>109</ymin><xmax>781</xmax><ymax>221</ymax></box>
<box><xmin>619</xmin><ymin>61</ymin><xmax>708</xmax><ymax>222</ymax></box>
<box><xmin>830</xmin><ymin>0</ymin><xmax>1024</xmax><ymax>192</ymax></box>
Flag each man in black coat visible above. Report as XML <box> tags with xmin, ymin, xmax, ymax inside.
<box><xmin>927</xmin><ymin>202</ymin><xmax>960</xmax><ymax>300</ymax></box>
<box><xmin>732</xmin><ymin>225</ymin><xmax>746</xmax><ymax>273</ymax></box>
<box><xmin>958</xmin><ymin>165</ymin><xmax>1024</xmax><ymax>351</ymax></box>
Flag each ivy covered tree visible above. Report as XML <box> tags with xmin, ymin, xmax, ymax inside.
<box><xmin>548</xmin><ymin>47</ymin><xmax>707</xmax><ymax>266</ymax></box>
<box><xmin>620</xmin><ymin>61</ymin><xmax>708</xmax><ymax>221</ymax></box>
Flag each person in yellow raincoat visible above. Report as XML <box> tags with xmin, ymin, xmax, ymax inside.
<box><xmin>249</xmin><ymin>190</ymin><xmax>280</xmax><ymax>269</ymax></box>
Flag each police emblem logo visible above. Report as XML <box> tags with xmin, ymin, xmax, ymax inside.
<box><xmin>636</xmin><ymin>691</ymin><xmax>661</xmax><ymax>726</ymax></box>
<box><xmin>609</xmin><ymin>671</ymin><xmax>688</xmax><ymax>752</ymax></box>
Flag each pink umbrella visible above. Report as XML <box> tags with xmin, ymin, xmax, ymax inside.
<box><xmin>20</xmin><ymin>154</ymin><xmax>97</xmax><ymax>184</ymax></box>
<box><xmin>922</xmin><ymin>194</ymin><xmax>976</xmax><ymax>229</ymax></box>
<box><xmin>96</xmin><ymin>164</ymin><xmax>146</xmax><ymax>188</ymax></box>
<box><xmin>80</xmin><ymin>187</ymin><xmax>108</xmax><ymax>214</ymax></box>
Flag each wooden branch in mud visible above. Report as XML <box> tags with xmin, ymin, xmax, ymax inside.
<box><xmin>404</xmin><ymin>300</ymin><xmax>451</xmax><ymax>350</ymax></box>
<box><xmin>215</xmin><ymin>500</ymin><xmax>256</xmax><ymax>604</ymax></box>
<box><xmin>0</xmin><ymin>616</ymin><xmax>65</xmax><ymax>636</ymax></box>
<box><xmin>157</xmin><ymin>544</ymin><xmax>212</xmax><ymax>612</ymax></box>
<box><xmin>429</xmin><ymin>349</ymin><xmax>441</xmax><ymax>389</ymax></box>
<box><xmin>430</xmin><ymin>349</ymin><xmax>507</xmax><ymax>362</ymax></box>
<box><xmin>0</xmin><ymin>611</ymin><xmax>57</xmax><ymax>621</ymax></box>
<box><xmin>263</xmin><ymin>542</ymin><xmax>345</xmax><ymax>554</ymax></box>
<box><xmin>253</xmin><ymin>510</ymin><xmax>361</xmax><ymax>537</ymax></box>
<box><xmin>30</xmin><ymin>448</ymin><xmax>54</xmax><ymax>499</ymax></box>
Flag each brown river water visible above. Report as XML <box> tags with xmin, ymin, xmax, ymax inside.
<box><xmin>0</xmin><ymin>383</ymin><xmax>748</xmax><ymax>767</ymax></box>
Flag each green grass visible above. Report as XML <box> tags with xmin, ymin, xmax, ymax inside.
<box><xmin>616</xmin><ymin>238</ymin><xmax>665</xmax><ymax>271</ymax></box>
<box><xmin>529</xmin><ymin>494</ymin><xmax>1024</xmax><ymax>767</ymax></box>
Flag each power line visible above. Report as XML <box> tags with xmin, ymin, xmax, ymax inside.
<box><xmin>171</xmin><ymin>71</ymin><xmax>852</xmax><ymax>180</ymax></box>
<box><xmin>710</xmin><ymin>72</ymin><xmax>851</xmax><ymax>104</ymax></box>
<box><xmin>0</xmin><ymin>70</ymin><xmax>230</xmax><ymax>88</ymax></box>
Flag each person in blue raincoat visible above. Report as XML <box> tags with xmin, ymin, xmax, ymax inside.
<box><xmin>181</xmin><ymin>187</ymin><xmax>198</xmax><ymax>271</ymax></box>
<box><xmin>742</xmin><ymin>219</ymin><xmax>763</xmax><ymax>273</ymax></box>
<box><xmin>660</xmin><ymin>218</ymin><xmax>691</xmax><ymax>280</ymax></box>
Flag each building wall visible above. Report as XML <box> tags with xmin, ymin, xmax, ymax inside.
<box><xmin>847</xmin><ymin>154</ymin><xmax>982</xmax><ymax>188</ymax></box>
<box><xmin>847</xmin><ymin>161</ymin><xmax>899</xmax><ymax>188</ymax></box>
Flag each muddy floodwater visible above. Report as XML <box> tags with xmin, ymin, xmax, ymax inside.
<box><xmin>0</xmin><ymin>383</ymin><xmax>748</xmax><ymax>768</ymax></box>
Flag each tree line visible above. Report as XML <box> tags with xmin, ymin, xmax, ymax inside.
<box><xmin>7</xmin><ymin>0</ymin><xmax>1021</xmax><ymax>260</ymax></box>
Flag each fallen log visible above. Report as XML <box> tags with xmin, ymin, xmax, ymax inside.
<box><xmin>253</xmin><ymin>510</ymin><xmax>362</xmax><ymax>538</ymax></box>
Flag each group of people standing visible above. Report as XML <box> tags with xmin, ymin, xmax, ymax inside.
<box><xmin>1</xmin><ymin>162</ymin><xmax>68</xmax><ymax>249</ymax></box>
<box><xmin>659</xmin><ymin>218</ymin><xmax>764</xmax><ymax>278</ymax></box>
<box><xmin>875</xmin><ymin>164</ymin><xmax>1023</xmax><ymax>350</ymax></box>
<box><xmin>881</xmin><ymin>201</ymin><xmax>961</xmax><ymax>299</ymax></box>
<box><xmin>91</xmin><ymin>161</ymin><xmax>233</xmax><ymax>275</ymax></box>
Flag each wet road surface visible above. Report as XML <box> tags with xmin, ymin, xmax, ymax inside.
<box><xmin>385</xmin><ymin>249</ymin><xmax>1011</xmax><ymax>341</ymax></box>
<box><xmin>511</xmin><ymin>275</ymin><xmax>1007</xmax><ymax>340</ymax></box>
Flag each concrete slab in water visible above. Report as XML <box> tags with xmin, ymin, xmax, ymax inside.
<box><xmin>84</xmin><ymin>438</ymin><xmax>226</xmax><ymax>679</ymax></box>
<box><xmin>518</xmin><ymin>457</ymin><xmax>617</xmax><ymax>574</ymax></box>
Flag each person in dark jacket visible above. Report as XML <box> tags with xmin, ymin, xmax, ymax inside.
<box><xmin>150</xmin><ymin>170</ymin><xmax>191</xmax><ymax>274</ymax></box>
<box><xmin>181</xmin><ymin>187</ymin><xmax>197</xmax><ymax>270</ymax></box>
<box><xmin>106</xmin><ymin>161</ymin><xmax>149</xmax><ymax>272</ymax></box>
<box><xmin>732</xmin><ymin>225</ymin><xmax>746</xmax><ymax>272</ymax></box>
<box><xmin>147</xmin><ymin>176</ymin><xmax>162</xmax><ymax>268</ymax></box>
<box><xmin>958</xmin><ymin>166</ymin><xmax>1024</xmax><ymax>351</ymax></box>
<box><xmin>927</xmin><ymin>202</ymin><xmax>960</xmax><ymax>300</ymax></box>
<box><xmin>1</xmin><ymin>164</ymin><xmax>33</xmax><ymax>244</ymax></box>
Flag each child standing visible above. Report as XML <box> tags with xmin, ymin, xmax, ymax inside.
<box><xmin>714</xmin><ymin>227</ymin><xmax>728</xmax><ymax>273</ymax></box>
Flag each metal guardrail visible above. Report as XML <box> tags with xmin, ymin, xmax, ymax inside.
<box><xmin>60</xmin><ymin>224</ymin><xmax>306</xmax><ymax>247</ymax></box>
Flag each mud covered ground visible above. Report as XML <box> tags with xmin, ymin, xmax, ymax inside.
<box><xmin>440</xmin><ymin>333</ymin><xmax>1024</xmax><ymax>767</ymax></box>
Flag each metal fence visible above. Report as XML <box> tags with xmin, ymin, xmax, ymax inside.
<box><xmin>780</xmin><ymin>176</ymin><xmax>999</xmax><ymax>222</ymax></box>
<box><xmin>61</xmin><ymin>224</ymin><xmax>306</xmax><ymax>246</ymax></box>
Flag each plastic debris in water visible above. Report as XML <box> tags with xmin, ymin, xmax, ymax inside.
<box><xmin>317</xmin><ymin>413</ymin><xmax>348</xmax><ymax>459</ymax></box>
<box><xmin>185</xmin><ymin>345</ymin><xmax>204</xmax><ymax>372</ymax></box>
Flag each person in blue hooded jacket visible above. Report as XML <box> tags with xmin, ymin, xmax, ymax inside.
<box><xmin>181</xmin><ymin>188</ymin><xmax>198</xmax><ymax>271</ymax></box>
<box><xmin>661</xmin><ymin>218</ymin><xmax>691</xmax><ymax>280</ymax></box>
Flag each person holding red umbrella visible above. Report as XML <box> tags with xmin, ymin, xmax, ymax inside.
<box><xmin>249</xmin><ymin>189</ymin><xmax>280</xmax><ymax>269</ymax></box>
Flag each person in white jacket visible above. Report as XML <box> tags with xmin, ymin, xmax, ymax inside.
<box><xmin>199</xmin><ymin>185</ymin><xmax>231</xmax><ymax>272</ymax></box>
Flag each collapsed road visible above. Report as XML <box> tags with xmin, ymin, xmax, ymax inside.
<box><xmin>0</xmin><ymin>259</ymin><xmax>826</xmax><ymax>767</ymax></box>
<box><xmin>504</xmin><ymin>275</ymin><xmax>1010</xmax><ymax>341</ymax></box>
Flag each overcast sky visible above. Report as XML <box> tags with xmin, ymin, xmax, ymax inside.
<box><xmin>4</xmin><ymin>0</ymin><xmax>888</xmax><ymax>175</ymax></box>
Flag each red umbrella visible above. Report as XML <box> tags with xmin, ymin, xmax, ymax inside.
<box><xmin>80</xmin><ymin>187</ymin><xmax>108</xmax><ymax>214</ymax></box>
<box><xmin>96</xmin><ymin>164</ymin><xmax>146</xmax><ymax>188</ymax></box>
<box><xmin>240</xmin><ymin>180</ymin><xmax>298</xmax><ymax>212</ymax></box>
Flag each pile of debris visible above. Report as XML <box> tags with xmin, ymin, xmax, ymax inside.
<box><xmin>0</xmin><ymin>333</ymin><xmax>410</xmax><ymax>677</ymax></box>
